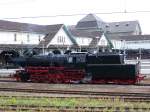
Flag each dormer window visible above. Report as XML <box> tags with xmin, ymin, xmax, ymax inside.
<box><xmin>125</xmin><ymin>23</ymin><xmax>129</xmax><ymax>26</ymax></box>
<box><xmin>105</xmin><ymin>24</ymin><xmax>109</xmax><ymax>28</ymax></box>
<box><xmin>115</xmin><ymin>23</ymin><xmax>119</xmax><ymax>27</ymax></box>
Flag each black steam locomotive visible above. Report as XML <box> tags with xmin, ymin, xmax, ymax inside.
<box><xmin>10</xmin><ymin>52</ymin><xmax>144</xmax><ymax>84</ymax></box>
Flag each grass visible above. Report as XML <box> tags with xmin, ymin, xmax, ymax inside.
<box><xmin>0</xmin><ymin>96</ymin><xmax>149</xmax><ymax>107</ymax></box>
<box><xmin>0</xmin><ymin>96</ymin><xmax>149</xmax><ymax>111</ymax></box>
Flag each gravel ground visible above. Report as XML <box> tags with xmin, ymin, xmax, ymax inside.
<box><xmin>0</xmin><ymin>91</ymin><xmax>98</xmax><ymax>97</ymax></box>
<box><xmin>0</xmin><ymin>78</ymin><xmax>149</xmax><ymax>94</ymax></box>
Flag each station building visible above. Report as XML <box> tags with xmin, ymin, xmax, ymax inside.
<box><xmin>0</xmin><ymin>13</ymin><xmax>150</xmax><ymax>58</ymax></box>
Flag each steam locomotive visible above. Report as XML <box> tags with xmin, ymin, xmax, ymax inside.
<box><xmin>7</xmin><ymin>51</ymin><xmax>145</xmax><ymax>84</ymax></box>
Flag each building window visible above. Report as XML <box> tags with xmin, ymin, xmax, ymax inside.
<box><xmin>57</xmin><ymin>36</ymin><xmax>65</xmax><ymax>43</ymax></box>
<box><xmin>82</xmin><ymin>38</ymin><xmax>84</xmax><ymax>44</ymax></box>
<box><xmin>38</xmin><ymin>35</ymin><xmax>41</xmax><ymax>42</ymax></box>
<box><xmin>14</xmin><ymin>33</ymin><xmax>17</xmax><ymax>42</ymax></box>
<box><xmin>27</xmin><ymin>34</ymin><xmax>30</xmax><ymax>42</ymax></box>
<box><xmin>60</xmin><ymin>36</ymin><xmax>62</xmax><ymax>43</ymax></box>
<box><xmin>63</xmin><ymin>36</ymin><xmax>65</xmax><ymax>43</ymax></box>
<box><xmin>57</xmin><ymin>36</ymin><xmax>60</xmax><ymax>43</ymax></box>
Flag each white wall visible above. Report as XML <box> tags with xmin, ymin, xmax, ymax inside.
<box><xmin>0</xmin><ymin>31</ymin><xmax>45</xmax><ymax>45</ymax></box>
<box><xmin>48</xmin><ymin>28</ymin><xmax>73</xmax><ymax>47</ymax></box>
<box><xmin>111</xmin><ymin>40</ymin><xmax>122</xmax><ymax>49</ymax></box>
<box><xmin>97</xmin><ymin>35</ymin><xmax>108</xmax><ymax>46</ymax></box>
<box><xmin>126</xmin><ymin>40</ymin><xmax>150</xmax><ymax>49</ymax></box>
<box><xmin>111</xmin><ymin>40</ymin><xmax>150</xmax><ymax>49</ymax></box>
<box><xmin>76</xmin><ymin>37</ymin><xmax>92</xmax><ymax>46</ymax></box>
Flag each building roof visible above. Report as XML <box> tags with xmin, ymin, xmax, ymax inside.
<box><xmin>0</xmin><ymin>44</ymin><xmax>37</xmax><ymax>50</ymax></box>
<box><xmin>105</xmin><ymin>21</ymin><xmax>142</xmax><ymax>34</ymax></box>
<box><xmin>38</xmin><ymin>24</ymin><xmax>64</xmax><ymax>47</ymax></box>
<box><xmin>38</xmin><ymin>25</ymin><xmax>77</xmax><ymax>48</ymax></box>
<box><xmin>69</xmin><ymin>30</ymin><xmax>94</xmax><ymax>38</ymax></box>
<box><xmin>110</xmin><ymin>35</ymin><xmax>150</xmax><ymax>41</ymax></box>
<box><xmin>69</xmin><ymin>28</ymin><xmax>104</xmax><ymax>47</ymax></box>
<box><xmin>74</xmin><ymin>14</ymin><xmax>142</xmax><ymax>36</ymax></box>
<box><xmin>75</xmin><ymin>13</ymin><xmax>105</xmax><ymax>30</ymax></box>
<box><xmin>88</xmin><ymin>31</ymin><xmax>103</xmax><ymax>47</ymax></box>
<box><xmin>0</xmin><ymin>20</ymin><xmax>63</xmax><ymax>34</ymax></box>
<box><xmin>78</xmin><ymin>13</ymin><xmax>104</xmax><ymax>22</ymax></box>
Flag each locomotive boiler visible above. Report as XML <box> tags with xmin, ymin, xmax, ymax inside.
<box><xmin>10</xmin><ymin>52</ymin><xmax>144</xmax><ymax>84</ymax></box>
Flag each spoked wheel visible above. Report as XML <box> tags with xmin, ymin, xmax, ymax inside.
<box><xmin>19</xmin><ymin>71</ymin><xmax>30</xmax><ymax>82</ymax></box>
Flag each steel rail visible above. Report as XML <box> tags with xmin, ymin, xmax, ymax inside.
<box><xmin>0</xmin><ymin>87</ymin><xmax>149</xmax><ymax>98</ymax></box>
<box><xmin>0</xmin><ymin>105</ymin><xmax>150</xmax><ymax>112</ymax></box>
<box><xmin>0</xmin><ymin>95</ymin><xmax>150</xmax><ymax>103</ymax></box>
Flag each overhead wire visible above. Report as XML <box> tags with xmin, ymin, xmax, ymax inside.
<box><xmin>1</xmin><ymin>10</ymin><xmax>150</xmax><ymax>20</ymax></box>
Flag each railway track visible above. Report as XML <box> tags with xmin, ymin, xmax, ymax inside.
<box><xmin>0</xmin><ymin>87</ymin><xmax>150</xmax><ymax>102</ymax></box>
<box><xmin>0</xmin><ymin>105</ymin><xmax>150</xmax><ymax>112</ymax></box>
<box><xmin>0</xmin><ymin>87</ymin><xmax>149</xmax><ymax>96</ymax></box>
<box><xmin>0</xmin><ymin>95</ymin><xmax>150</xmax><ymax>103</ymax></box>
<box><xmin>0</xmin><ymin>87</ymin><xmax>149</xmax><ymax>111</ymax></box>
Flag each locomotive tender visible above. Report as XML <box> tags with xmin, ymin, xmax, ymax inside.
<box><xmin>11</xmin><ymin>52</ymin><xmax>144</xmax><ymax>84</ymax></box>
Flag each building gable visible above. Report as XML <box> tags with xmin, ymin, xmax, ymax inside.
<box><xmin>47</xmin><ymin>27</ymin><xmax>73</xmax><ymax>47</ymax></box>
<box><xmin>97</xmin><ymin>34</ymin><xmax>108</xmax><ymax>46</ymax></box>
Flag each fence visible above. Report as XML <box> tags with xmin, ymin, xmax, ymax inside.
<box><xmin>125</xmin><ymin>59</ymin><xmax>150</xmax><ymax>76</ymax></box>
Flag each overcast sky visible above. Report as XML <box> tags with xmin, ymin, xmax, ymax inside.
<box><xmin>0</xmin><ymin>0</ymin><xmax>150</xmax><ymax>34</ymax></box>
